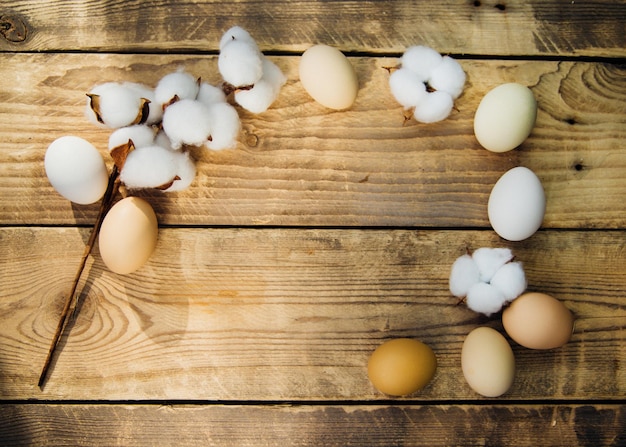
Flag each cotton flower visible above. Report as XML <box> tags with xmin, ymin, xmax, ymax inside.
<box><xmin>205</xmin><ymin>102</ymin><xmax>241</xmax><ymax>150</ymax></box>
<box><xmin>85</xmin><ymin>82</ymin><xmax>151</xmax><ymax>129</ymax></box>
<box><xmin>234</xmin><ymin>57</ymin><xmax>286</xmax><ymax>113</ymax></box>
<box><xmin>449</xmin><ymin>247</ymin><xmax>527</xmax><ymax>316</ymax></box>
<box><xmin>389</xmin><ymin>45</ymin><xmax>465</xmax><ymax>124</ymax></box>
<box><xmin>162</xmin><ymin>99</ymin><xmax>212</xmax><ymax>150</ymax></box>
<box><xmin>196</xmin><ymin>82</ymin><xmax>227</xmax><ymax>107</ymax></box>
<box><xmin>155</xmin><ymin>70</ymin><xmax>200</xmax><ymax>107</ymax></box>
<box><xmin>165</xmin><ymin>150</ymin><xmax>197</xmax><ymax>192</ymax></box>
<box><xmin>124</xmin><ymin>82</ymin><xmax>162</xmax><ymax>124</ymax></box>
<box><xmin>219</xmin><ymin>26</ymin><xmax>259</xmax><ymax>51</ymax></box>
<box><xmin>108</xmin><ymin>125</ymin><xmax>156</xmax><ymax>151</ymax></box>
<box><xmin>219</xmin><ymin>38</ymin><xmax>264</xmax><ymax>87</ymax></box>
<box><xmin>120</xmin><ymin>145</ymin><xmax>178</xmax><ymax>189</ymax></box>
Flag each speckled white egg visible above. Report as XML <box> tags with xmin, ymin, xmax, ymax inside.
<box><xmin>488</xmin><ymin>166</ymin><xmax>546</xmax><ymax>241</ymax></box>
<box><xmin>44</xmin><ymin>136</ymin><xmax>109</xmax><ymax>205</ymax></box>
<box><xmin>474</xmin><ymin>83</ymin><xmax>537</xmax><ymax>153</ymax></box>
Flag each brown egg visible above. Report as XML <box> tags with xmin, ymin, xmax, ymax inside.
<box><xmin>503</xmin><ymin>292</ymin><xmax>574</xmax><ymax>349</ymax></box>
<box><xmin>98</xmin><ymin>197</ymin><xmax>158</xmax><ymax>274</ymax></box>
<box><xmin>367</xmin><ymin>338</ymin><xmax>437</xmax><ymax>396</ymax></box>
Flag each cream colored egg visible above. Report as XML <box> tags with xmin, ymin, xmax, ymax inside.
<box><xmin>99</xmin><ymin>197</ymin><xmax>158</xmax><ymax>274</ymax></box>
<box><xmin>474</xmin><ymin>83</ymin><xmax>537</xmax><ymax>152</ymax></box>
<box><xmin>503</xmin><ymin>292</ymin><xmax>574</xmax><ymax>350</ymax></box>
<box><xmin>299</xmin><ymin>44</ymin><xmax>358</xmax><ymax>110</ymax></box>
<box><xmin>462</xmin><ymin>327</ymin><xmax>515</xmax><ymax>397</ymax></box>
<box><xmin>488</xmin><ymin>166</ymin><xmax>546</xmax><ymax>241</ymax></box>
<box><xmin>44</xmin><ymin>136</ymin><xmax>109</xmax><ymax>205</ymax></box>
<box><xmin>368</xmin><ymin>338</ymin><xmax>437</xmax><ymax>396</ymax></box>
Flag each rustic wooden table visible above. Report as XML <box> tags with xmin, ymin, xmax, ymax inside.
<box><xmin>1</xmin><ymin>1</ymin><xmax>625</xmax><ymax>445</ymax></box>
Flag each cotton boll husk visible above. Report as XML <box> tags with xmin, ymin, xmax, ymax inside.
<box><xmin>196</xmin><ymin>82</ymin><xmax>227</xmax><ymax>107</ymax></box>
<box><xmin>219</xmin><ymin>26</ymin><xmax>258</xmax><ymax>51</ymax></box>
<box><xmin>165</xmin><ymin>151</ymin><xmax>197</xmax><ymax>192</ymax></box>
<box><xmin>108</xmin><ymin>125</ymin><xmax>156</xmax><ymax>151</ymax></box>
<box><xmin>124</xmin><ymin>82</ymin><xmax>162</xmax><ymax>124</ymax></box>
<box><xmin>490</xmin><ymin>262</ymin><xmax>527</xmax><ymax>302</ymax></box>
<box><xmin>234</xmin><ymin>58</ymin><xmax>286</xmax><ymax>113</ymax></box>
<box><xmin>155</xmin><ymin>70</ymin><xmax>200</xmax><ymax>106</ymax></box>
<box><xmin>412</xmin><ymin>91</ymin><xmax>454</xmax><ymax>123</ymax></box>
<box><xmin>205</xmin><ymin>102</ymin><xmax>241</xmax><ymax>150</ymax></box>
<box><xmin>472</xmin><ymin>247</ymin><xmax>514</xmax><ymax>283</ymax></box>
<box><xmin>162</xmin><ymin>99</ymin><xmax>212</xmax><ymax>150</ymax></box>
<box><xmin>389</xmin><ymin>68</ymin><xmax>428</xmax><ymax>109</ymax></box>
<box><xmin>428</xmin><ymin>55</ymin><xmax>466</xmax><ymax>99</ymax></box>
<box><xmin>85</xmin><ymin>82</ymin><xmax>146</xmax><ymax>129</ymax></box>
<box><xmin>466</xmin><ymin>282</ymin><xmax>507</xmax><ymax>316</ymax></box>
<box><xmin>120</xmin><ymin>145</ymin><xmax>178</xmax><ymax>189</ymax></box>
<box><xmin>401</xmin><ymin>45</ymin><xmax>443</xmax><ymax>82</ymax></box>
<box><xmin>449</xmin><ymin>254</ymin><xmax>481</xmax><ymax>298</ymax></box>
<box><xmin>219</xmin><ymin>39</ymin><xmax>264</xmax><ymax>87</ymax></box>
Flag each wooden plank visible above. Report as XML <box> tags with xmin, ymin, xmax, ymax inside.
<box><xmin>1</xmin><ymin>1</ymin><xmax>625</xmax><ymax>57</ymax></box>
<box><xmin>0</xmin><ymin>403</ymin><xmax>624</xmax><ymax>446</ymax></box>
<box><xmin>1</xmin><ymin>227</ymin><xmax>624</xmax><ymax>400</ymax></box>
<box><xmin>0</xmin><ymin>54</ymin><xmax>624</xmax><ymax>228</ymax></box>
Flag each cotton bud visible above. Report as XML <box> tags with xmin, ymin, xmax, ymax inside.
<box><xmin>196</xmin><ymin>82</ymin><xmax>227</xmax><ymax>107</ymax></box>
<box><xmin>155</xmin><ymin>70</ymin><xmax>200</xmax><ymax>107</ymax></box>
<box><xmin>449</xmin><ymin>254</ymin><xmax>481</xmax><ymax>298</ymax></box>
<box><xmin>389</xmin><ymin>68</ymin><xmax>428</xmax><ymax>109</ymax></box>
<box><xmin>466</xmin><ymin>282</ymin><xmax>507</xmax><ymax>316</ymax></box>
<box><xmin>489</xmin><ymin>262</ymin><xmax>527</xmax><ymax>302</ymax></box>
<box><xmin>108</xmin><ymin>125</ymin><xmax>156</xmax><ymax>151</ymax></box>
<box><xmin>234</xmin><ymin>57</ymin><xmax>286</xmax><ymax>113</ymax></box>
<box><xmin>428</xmin><ymin>56</ymin><xmax>466</xmax><ymax>100</ymax></box>
<box><xmin>162</xmin><ymin>99</ymin><xmax>212</xmax><ymax>150</ymax></box>
<box><xmin>120</xmin><ymin>145</ymin><xmax>179</xmax><ymax>189</ymax></box>
<box><xmin>413</xmin><ymin>91</ymin><xmax>454</xmax><ymax>123</ymax></box>
<box><xmin>219</xmin><ymin>39</ymin><xmax>264</xmax><ymax>87</ymax></box>
<box><xmin>124</xmin><ymin>82</ymin><xmax>162</xmax><ymax>124</ymax></box>
<box><xmin>401</xmin><ymin>45</ymin><xmax>443</xmax><ymax>82</ymax></box>
<box><xmin>165</xmin><ymin>151</ymin><xmax>197</xmax><ymax>192</ymax></box>
<box><xmin>472</xmin><ymin>247</ymin><xmax>514</xmax><ymax>283</ymax></box>
<box><xmin>85</xmin><ymin>82</ymin><xmax>151</xmax><ymax>129</ymax></box>
<box><xmin>205</xmin><ymin>102</ymin><xmax>241</xmax><ymax>150</ymax></box>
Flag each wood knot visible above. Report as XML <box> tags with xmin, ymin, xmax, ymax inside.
<box><xmin>0</xmin><ymin>14</ymin><xmax>28</xmax><ymax>43</ymax></box>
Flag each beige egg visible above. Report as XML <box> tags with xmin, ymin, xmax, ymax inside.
<box><xmin>474</xmin><ymin>83</ymin><xmax>537</xmax><ymax>152</ymax></box>
<box><xmin>299</xmin><ymin>44</ymin><xmax>358</xmax><ymax>110</ymax></box>
<box><xmin>503</xmin><ymin>292</ymin><xmax>574</xmax><ymax>349</ymax></box>
<box><xmin>462</xmin><ymin>327</ymin><xmax>515</xmax><ymax>397</ymax></box>
<box><xmin>99</xmin><ymin>197</ymin><xmax>158</xmax><ymax>274</ymax></box>
<box><xmin>368</xmin><ymin>338</ymin><xmax>437</xmax><ymax>396</ymax></box>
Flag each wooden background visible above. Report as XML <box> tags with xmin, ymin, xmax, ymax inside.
<box><xmin>1</xmin><ymin>1</ymin><xmax>625</xmax><ymax>445</ymax></box>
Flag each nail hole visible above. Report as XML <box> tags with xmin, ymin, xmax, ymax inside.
<box><xmin>573</xmin><ymin>162</ymin><xmax>584</xmax><ymax>171</ymax></box>
<box><xmin>566</xmin><ymin>118</ymin><xmax>577</xmax><ymax>125</ymax></box>
<box><xmin>473</xmin><ymin>0</ymin><xmax>481</xmax><ymax>6</ymax></box>
<box><xmin>495</xmin><ymin>3</ymin><xmax>506</xmax><ymax>10</ymax></box>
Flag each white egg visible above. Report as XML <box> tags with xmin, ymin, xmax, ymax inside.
<box><xmin>474</xmin><ymin>83</ymin><xmax>537</xmax><ymax>153</ymax></box>
<box><xmin>488</xmin><ymin>166</ymin><xmax>546</xmax><ymax>241</ymax></box>
<box><xmin>44</xmin><ymin>136</ymin><xmax>109</xmax><ymax>205</ymax></box>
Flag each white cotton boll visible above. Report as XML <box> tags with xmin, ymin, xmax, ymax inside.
<box><xmin>472</xmin><ymin>247</ymin><xmax>514</xmax><ymax>283</ymax></box>
<box><xmin>196</xmin><ymin>82</ymin><xmax>227</xmax><ymax>106</ymax></box>
<box><xmin>401</xmin><ymin>45</ymin><xmax>443</xmax><ymax>82</ymax></box>
<box><xmin>154</xmin><ymin>130</ymin><xmax>174</xmax><ymax>150</ymax></box>
<box><xmin>165</xmin><ymin>151</ymin><xmax>197</xmax><ymax>192</ymax></box>
<box><xmin>234</xmin><ymin>58</ymin><xmax>286</xmax><ymax>113</ymax></box>
<box><xmin>155</xmin><ymin>70</ymin><xmax>200</xmax><ymax>106</ymax></box>
<box><xmin>428</xmin><ymin>55</ymin><xmax>466</xmax><ymax>99</ymax></box>
<box><xmin>205</xmin><ymin>102</ymin><xmax>241</xmax><ymax>150</ymax></box>
<box><xmin>162</xmin><ymin>99</ymin><xmax>212</xmax><ymax>150</ymax></box>
<box><xmin>466</xmin><ymin>282</ymin><xmax>507</xmax><ymax>316</ymax></box>
<box><xmin>412</xmin><ymin>90</ymin><xmax>454</xmax><ymax>123</ymax></box>
<box><xmin>389</xmin><ymin>68</ymin><xmax>428</xmax><ymax>109</ymax></box>
<box><xmin>85</xmin><ymin>82</ymin><xmax>147</xmax><ymax>129</ymax></box>
<box><xmin>490</xmin><ymin>262</ymin><xmax>527</xmax><ymax>302</ymax></box>
<box><xmin>120</xmin><ymin>145</ymin><xmax>178</xmax><ymax>189</ymax></box>
<box><xmin>449</xmin><ymin>254</ymin><xmax>481</xmax><ymax>298</ymax></box>
<box><xmin>124</xmin><ymin>82</ymin><xmax>162</xmax><ymax>124</ymax></box>
<box><xmin>218</xmin><ymin>39</ymin><xmax>264</xmax><ymax>87</ymax></box>
<box><xmin>219</xmin><ymin>26</ymin><xmax>258</xmax><ymax>51</ymax></box>
<box><xmin>108</xmin><ymin>125</ymin><xmax>156</xmax><ymax>151</ymax></box>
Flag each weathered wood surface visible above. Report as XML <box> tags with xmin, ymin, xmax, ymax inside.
<box><xmin>1</xmin><ymin>0</ymin><xmax>625</xmax><ymax>445</ymax></box>
<box><xmin>1</xmin><ymin>0</ymin><xmax>625</xmax><ymax>57</ymax></box>
<box><xmin>1</xmin><ymin>404</ymin><xmax>624</xmax><ymax>447</ymax></box>
<box><xmin>1</xmin><ymin>227</ymin><xmax>624</xmax><ymax>400</ymax></box>
<box><xmin>1</xmin><ymin>54</ymin><xmax>625</xmax><ymax>227</ymax></box>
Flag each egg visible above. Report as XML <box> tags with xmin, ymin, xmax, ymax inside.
<box><xmin>299</xmin><ymin>44</ymin><xmax>358</xmax><ymax>110</ymax></box>
<box><xmin>503</xmin><ymin>292</ymin><xmax>574</xmax><ymax>349</ymax></box>
<box><xmin>44</xmin><ymin>135</ymin><xmax>109</xmax><ymax>205</ymax></box>
<box><xmin>367</xmin><ymin>338</ymin><xmax>437</xmax><ymax>396</ymax></box>
<box><xmin>474</xmin><ymin>83</ymin><xmax>537</xmax><ymax>153</ymax></box>
<box><xmin>98</xmin><ymin>197</ymin><xmax>158</xmax><ymax>274</ymax></box>
<box><xmin>488</xmin><ymin>166</ymin><xmax>546</xmax><ymax>241</ymax></box>
<box><xmin>461</xmin><ymin>327</ymin><xmax>515</xmax><ymax>397</ymax></box>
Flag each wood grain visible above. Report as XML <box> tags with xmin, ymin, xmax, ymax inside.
<box><xmin>1</xmin><ymin>1</ymin><xmax>625</xmax><ymax>57</ymax></box>
<box><xmin>1</xmin><ymin>227</ymin><xmax>624</xmax><ymax>400</ymax></box>
<box><xmin>0</xmin><ymin>54</ymin><xmax>624</xmax><ymax>227</ymax></box>
<box><xmin>0</xmin><ymin>403</ymin><xmax>624</xmax><ymax>446</ymax></box>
